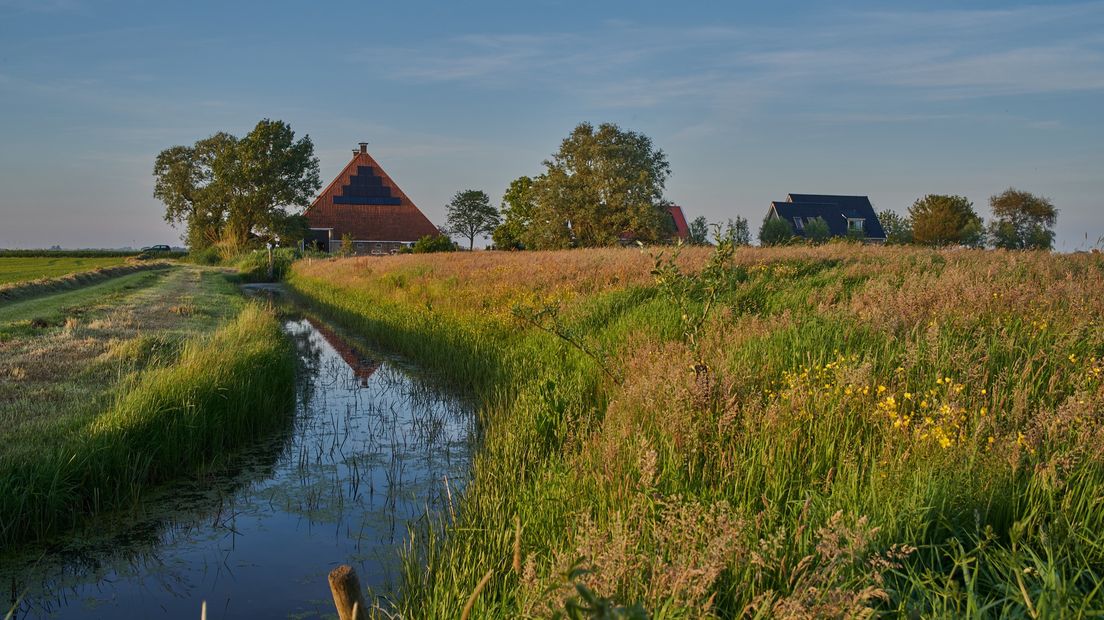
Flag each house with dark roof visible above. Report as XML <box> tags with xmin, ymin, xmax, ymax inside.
<box><xmin>303</xmin><ymin>143</ymin><xmax>440</xmax><ymax>255</ymax></box>
<box><xmin>766</xmin><ymin>194</ymin><xmax>886</xmax><ymax>243</ymax></box>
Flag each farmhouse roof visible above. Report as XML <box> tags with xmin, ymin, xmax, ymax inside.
<box><xmin>769</xmin><ymin>194</ymin><xmax>886</xmax><ymax>240</ymax></box>
<box><xmin>304</xmin><ymin>145</ymin><xmax>439</xmax><ymax>242</ymax></box>
<box><xmin>668</xmin><ymin>205</ymin><xmax>690</xmax><ymax>241</ymax></box>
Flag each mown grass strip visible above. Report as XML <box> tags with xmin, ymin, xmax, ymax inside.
<box><xmin>0</xmin><ymin>304</ymin><xmax>295</xmax><ymax>545</ymax></box>
<box><xmin>0</xmin><ymin>260</ymin><xmax>172</xmax><ymax>303</ymax></box>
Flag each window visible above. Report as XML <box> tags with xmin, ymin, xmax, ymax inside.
<box><xmin>847</xmin><ymin>218</ymin><xmax>865</xmax><ymax>232</ymax></box>
<box><xmin>793</xmin><ymin>216</ymin><xmax>804</xmax><ymax>231</ymax></box>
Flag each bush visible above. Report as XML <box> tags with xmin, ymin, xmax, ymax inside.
<box><xmin>189</xmin><ymin>246</ymin><xmax>222</xmax><ymax>265</ymax></box>
<box><xmin>758</xmin><ymin>216</ymin><xmax>793</xmax><ymax>246</ymax></box>
<box><xmin>804</xmin><ymin>217</ymin><xmax>831</xmax><ymax>244</ymax></box>
<box><xmin>412</xmin><ymin>235</ymin><xmax>457</xmax><ymax>254</ymax></box>
<box><xmin>233</xmin><ymin>247</ymin><xmax>300</xmax><ymax>282</ymax></box>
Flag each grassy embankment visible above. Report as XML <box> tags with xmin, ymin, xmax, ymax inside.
<box><xmin>289</xmin><ymin>246</ymin><xmax>1104</xmax><ymax>618</ymax></box>
<box><xmin>0</xmin><ymin>265</ymin><xmax>295</xmax><ymax>545</ymax></box>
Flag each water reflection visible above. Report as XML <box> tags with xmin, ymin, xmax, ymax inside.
<box><xmin>3</xmin><ymin>317</ymin><xmax>474</xmax><ymax>619</ymax></box>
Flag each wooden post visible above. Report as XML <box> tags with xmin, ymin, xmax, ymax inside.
<box><xmin>328</xmin><ymin>564</ymin><xmax>368</xmax><ymax>620</ymax></box>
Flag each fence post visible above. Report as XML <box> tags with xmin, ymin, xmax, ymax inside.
<box><xmin>328</xmin><ymin>564</ymin><xmax>368</xmax><ymax>620</ymax></box>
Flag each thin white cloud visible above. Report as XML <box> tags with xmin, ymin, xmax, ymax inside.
<box><xmin>366</xmin><ymin>4</ymin><xmax>1104</xmax><ymax>110</ymax></box>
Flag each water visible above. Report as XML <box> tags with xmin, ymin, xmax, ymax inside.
<box><xmin>3</xmin><ymin>316</ymin><xmax>474</xmax><ymax>619</ymax></box>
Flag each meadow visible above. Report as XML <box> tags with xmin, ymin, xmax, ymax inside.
<box><xmin>0</xmin><ymin>264</ymin><xmax>295</xmax><ymax>545</ymax></box>
<box><xmin>288</xmin><ymin>244</ymin><xmax>1104</xmax><ymax>618</ymax></box>
<box><xmin>0</xmin><ymin>255</ymin><xmax>131</xmax><ymax>284</ymax></box>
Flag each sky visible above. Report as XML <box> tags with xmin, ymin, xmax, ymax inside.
<box><xmin>0</xmin><ymin>0</ymin><xmax>1102</xmax><ymax>250</ymax></box>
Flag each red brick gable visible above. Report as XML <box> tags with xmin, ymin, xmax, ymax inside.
<box><xmin>304</xmin><ymin>148</ymin><xmax>439</xmax><ymax>242</ymax></box>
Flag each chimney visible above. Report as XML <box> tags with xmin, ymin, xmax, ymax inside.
<box><xmin>358</xmin><ymin>142</ymin><xmax>368</xmax><ymax>154</ymax></box>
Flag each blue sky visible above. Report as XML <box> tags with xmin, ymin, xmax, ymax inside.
<box><xmin>1</xmin><ymin>0</ymin><xmax>1102</xmax><ymax>249</ymax></box>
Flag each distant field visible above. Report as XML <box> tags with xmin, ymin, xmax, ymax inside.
<box><xmin>0</xmin><ymin>256</ymin><xmax>131</xmax><ymax>285</ymax></box>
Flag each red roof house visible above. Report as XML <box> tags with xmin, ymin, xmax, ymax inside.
<box><xmin>303</xmin><ymin>143</ymin><xmax>439</xmax><ymax>254</ymax></box>
<box><xmin>667</xmin><ymin>205</ymin><xmax>690</xmax><ymax>242</ymax></box>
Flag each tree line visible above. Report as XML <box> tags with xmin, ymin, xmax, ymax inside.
<box><xmin>445</xmin><ymin>122</ymin><xmax>679</xmax><ymax>251</ymax></box>
<box><xmin>756</xmin><ymin>191</ymin><xmax>1058</xmax><ymax>250</ymax></box>
<box><xmin>153</xmin><ymin>119</ymin><xmax>1062</xmax><ymax>255</ymax></box>
<box><xmin>875</xmin><ymin>190</ymin><xmax>1058</xmax><ymax>250</ymax></box>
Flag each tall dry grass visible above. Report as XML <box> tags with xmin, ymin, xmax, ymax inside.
<box><xmin>290</xmin><ymin>244</ymin><xmax>1104</xmax><ymax>618</ymax></box>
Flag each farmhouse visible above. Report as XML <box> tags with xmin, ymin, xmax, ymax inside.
<box><xmin>766</xmin><ymin>194</ymin><xmax>887</xmax><ymax>243</ymax></box>
<box><xmin>303</xmin><ymin>143</ymin><xmax>439</xmax><ymax>255</ymax></box>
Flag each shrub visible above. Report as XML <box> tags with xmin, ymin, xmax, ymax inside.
<box><xmin>233</xmin><ymin>247</ymin><xmax>299</xmax><ymax>282</ymax></box>
<box><xmin>189</xmin><ymin>246</ymin><xmax>222</xmax><ymax>265</ymax></box>
<box><xmin>804</xmin><ymin>217</ymin><xmax>831</xmax><ymax>244</ymax></box>
<box><xmin>412</xmin><ymin>235</ymin><xmax>457</xmax><ymax>253</ymax></box>
<box><xmin>759</xmin><ymin>216</ymin><xmax>793</xmax><ymax>246</ymax></box>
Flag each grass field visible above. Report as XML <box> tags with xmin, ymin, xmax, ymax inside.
<box><xmin>0</xmin><ymin>265</ymin><xmax>295</xmax><ymax>545</ymax></box>
<box><xmin>289</xmin><ymin>245</ymin><xmax>1104</xmax><ymax>618</ymax></box>
<box><xmin>0</xmin><ymin>256</ymin><xmax>131</xmax><ymax>284</ymax></box>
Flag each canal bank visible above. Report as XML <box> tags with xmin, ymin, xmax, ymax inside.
<box><xmin>4</xmin><ymin>299</ymin><xmax>475</xmax><ymax>618</ymax></box>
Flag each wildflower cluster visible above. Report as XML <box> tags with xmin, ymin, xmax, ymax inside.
<box><xmin>768</xmin><ymin>357</ymin><xmax>987</xmax><ymax>450</ymax></box>
<box><xmin>875</xmin><ymin>376</ymin><xmax>973</xmax><ymax>449</ymax></box>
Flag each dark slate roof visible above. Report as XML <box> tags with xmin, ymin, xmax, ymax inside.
<box><xmin>770</xmin><ymin>194</ymin><xmax>886</xmax><ymax>240</ymax></box>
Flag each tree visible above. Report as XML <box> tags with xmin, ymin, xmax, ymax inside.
<box><xmin>492</xmin><ymin>176</ymin><xmax>535</xmax><ymax>250</ymax></box>
<box><xmin>412</xmin><ymin>234</ymin><xmax>457</xmax><ymax>253</ymax></box>
<box><xmin>446</xmin><ymin>189</ymin><xmax>500</xmax><ymax>250</ymax></box>
<box><xmin>878</xmin><ymin>209</ymin><xmax>913</xmax><ymax>245</ymax></box>
<box><xmin>687</xmin><ymin>216</ymin><xmax>710</xmax><ymax>245</ymax></box>
<box><xmin>722</xmin><ymin>216</ymin><xmax>752</xmax><ymax>246</ymax></box>
<box><xmin>909</xmin><ymin>194</ymin><xmax>984</xmax><ymax>247</ymax></box>
<box><xmin>153</xmin><ymin>119</ymin><xmax>320</xmax><ymax>251</ymax></box>
<box><xmin>759</xmin><ymin>216</ymin><xmax>793</xmax><ymax>246</ymax></box>
<box><xmin>338</xmin><ymin>233</ymin><xmax>354</xmax><ymax>257</ymax></box>
<box><xmin>987</xmin><ymin>188</ymin><xmax>1057</xmax><ymax>250</ymax></box>
<box><xmin>804</xmin><ymin>217</ymin><xmax>831</xmax><ymax>244</ymax></box>
<box><xmin>528</xmin><ymin>122</ymin><xmax>671</xmax><ymax>249</ymax></box>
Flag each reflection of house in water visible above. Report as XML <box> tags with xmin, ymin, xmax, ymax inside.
<box><xmin>305</xmin><ymin>317</ymin><xmax>381</xmax><ymax>385</ymax></box>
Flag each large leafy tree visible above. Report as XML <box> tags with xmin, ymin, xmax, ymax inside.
<box><xmin>153</xmin><ymin>119</ymin><xmax>320</xmax><ymax>250</ymax></box>
<box><xmin>528</xmin><ymin>122</ymin><xmax>671</xmax><ymax>249</ymax></box>
<box><xmin>908</xmin><ymin>194</ymin><xmax>984</xmax><ymax>247</ymax></box>
<box><xmin>878</xmin><ymin>209</ymin><xmax>913</xmax><ymax>245</ymax></box>
<box><xmin>492</xmin><ymin>176</ymin><xmax>535</xmax><ymax>250</ymax></box>
<box><xmin>987</xmin><ymin>188</ymin><xmax>1057</xmax><ymax>250</ymax></box>
<box><xmin>446</xmin><ymin>189</ymin><xmax>500</xmax><ymax>250</ymax></box>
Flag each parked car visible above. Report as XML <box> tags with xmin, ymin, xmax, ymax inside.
<box><xmin>141</xmin><ymin>244</ymin><xmax>171</xmax><ymax>252</ymax></box>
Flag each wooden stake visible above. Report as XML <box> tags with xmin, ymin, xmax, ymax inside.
<box><xmin>328</xmin><ymin>564</ymin><xmax>368</xmax><ymax>620</ymax></box>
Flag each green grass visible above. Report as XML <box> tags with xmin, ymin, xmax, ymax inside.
<box><xmin>0</xmin><ymin>266</ymin><xmax>295</xmax><ymax>546</ymax></box>
<box><xmin>0</xmin><ymin>269</ymin><xmax>166</xmax><ymax>337</ymax></box>
<box><xmin>0</xmin><ymin>256</ymin><xmax>131</xmax><ymax>284</ymax></box>
<box><xmin>288</xmin><ymin>246</ymin><xmax>1104</xmax><ymax>618</ymax></box>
